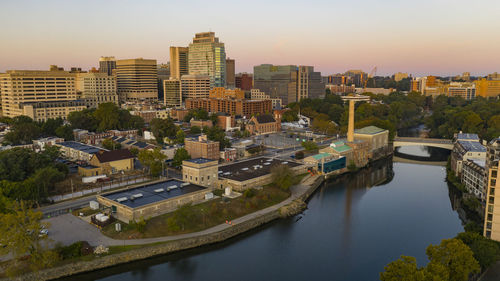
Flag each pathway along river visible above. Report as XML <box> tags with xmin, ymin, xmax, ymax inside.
<box><xmin>63</xmin><ymin>146</ymin><xmax>464</xmax><ymax>281</ymax></box>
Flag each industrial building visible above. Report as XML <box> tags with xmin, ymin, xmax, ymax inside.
<box><xmin>216</xmin><ymin>157</ymin><xmax>307</xmax><ymax>192</ymax></box>
<box><xmin>97</xmin><ymin>179</ymin><xmax>212</xmax><ymax>222</ymax></box>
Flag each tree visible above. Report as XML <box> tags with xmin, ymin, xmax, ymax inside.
<box><xmin>138</xmin><ymin>148</ymin><xmax>166</xmax><ymax>177</ymax></box>
<box><xmin>67</xmin><ymin>108</ymin><xmax>98</xmax><ymax>131</ymax></box>
<box><xmin>0</xmin><ymin>201</ymin><xmax>59</xmax><ymax>275</ymax></box>
<box><xmin>172</xmin><ymin>148</ymin><xmax>191</xmax><ymax>167</ymax></box>
<box><xmin>282</xmin><ymin>110</ymin><xmax>299</xmax><ymax>122</ymax></box>
<box><xmin>271</xmin><ymin>164</ymin><xmax>294</xmax><ymax>191</ymax></box>
<box><xmin>426</xmin><ymin>238</ymin><xmax>480</xmax><ymax>281</ymax></box>
<box><xmin>128</xmin><ymin>115</ymin><xmax>145</xmax><ymax>130</ymax></box>
<box><xmin>456</xmin><ymin>232</ymin><xmax>500</xmax><ymax>270</ymax></box>
<box><xmin>4</xmin><ymin>116</ymin><xmax>41</xmax><ymax>145</ymax></box>
<box><xmin>295</xmin><ymin>151</ymin><xmax>304</xmax><ymax>159</ymax></box>
<box><xmin>102</xmin><ymin>138</ymin><xmax>121</xmax><ymax>150</ymax></box>
<box><xmin>301</xmin><ymin>141</ymin><xmax>318</xmax><ymax>151</ymax></box>
<box><xmin>204</xmin><ymin>126</ymin><xmax>231</xmax><ymax>149</ymax></box>
<box><xmin>41</xmin><ymin>118</ymin><xmax>64</xmax><ymax>136</ymax></box>
<box><xmin>175</xmin><ymin>129</ymin><xmax>185</xmax><ymax>144</ymax></box>
<box><xmin>93</xmin><ymin>103</ymin><xmax>120</xmax><ymax>131</ymax></box>
<box><xmin>380</xmin><ymin>256</ymin><xmax>426</xmax><ymax>281</ymax></box>
<box><xmin>55</xmin><ymin>124</ymin><xmax>74</xmax><ymax>140</ymax></box>
<box><xmin>190</xmin><ymin>126</ymin><xmax>201</xmax><ymax>134</ymax></box>
<box><xmin>150</xmin><ymin>118</ymin><xmax>178</xmax><ymax>144</ymax></box>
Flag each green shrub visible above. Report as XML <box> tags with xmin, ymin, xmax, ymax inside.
<box><xmin>166</xmin><ymin>216</ymin><xmax>180</xmax><ymax>232</ymax></box>
<box><xmin>243</xmin><ymin>188</ymin><xmax>256</xmax><ymax>198</ymax></box>
<box><xmin>55</xmin><ymin>241</ymin><xmax>90</xmax><ymax>260</ymax></box>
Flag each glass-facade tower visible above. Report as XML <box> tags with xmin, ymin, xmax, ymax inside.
<box><xmin>188</xmin><ymin>32</ymin><xmax>226</xmax><ymax>88</ymax></box>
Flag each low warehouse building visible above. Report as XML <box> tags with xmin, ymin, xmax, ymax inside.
<box><xmin>97</xmin><ymin>179</ymin><xmax>212</xmax><ymax>222</ymax></box>
<box><xmin>216</xmin><ymin>157</ymin><xmax>307</xmax><ymax>192</ymax></box>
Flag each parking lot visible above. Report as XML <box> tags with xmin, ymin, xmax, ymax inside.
<box><xmin>43</xmin><ymin>214</ymin><xmax>115</xmax><ymax>247</ymax></box>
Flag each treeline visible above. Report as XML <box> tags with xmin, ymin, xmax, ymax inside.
<box><xmin>0</xmin><ymin>146</ymin><xmax>67</xmax><ymax>207</ymax></box>
<box><xmin>425</xmin><ymin>96</ymin><xmax>500</xmax><ymax>140</ymax></box>
<box><xmin>365</xmin><ymin>77</ymin><xmax>411</xmax><ymax>91</ymax></box>
<box><xmin>286</xmin><ymin>91</ymin><xmax>427</xmax><ymax>139</ymax></box>
<box><xmin>381</xmin><ymin>231</ymin><xmax>499</xmax><ymax>281</ymax></box>
<box><xmin>1</xmin><ymin>103</ymin><xmax>145</xmax><ymax>145</ymax></box>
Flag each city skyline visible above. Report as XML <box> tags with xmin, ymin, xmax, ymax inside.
<box><xmin>1</xmin><ymin>0</ymin><xmax>500</xmax><ymax>76</ymax></box>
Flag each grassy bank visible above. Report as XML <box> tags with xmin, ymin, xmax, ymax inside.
<box><xmin>102</xmin><ymin>185</ymin><xmax>291</xmax><ymax>239</ymax></box>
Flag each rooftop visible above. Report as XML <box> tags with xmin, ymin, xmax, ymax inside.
<box><xmin>185</xmin><ymin>158</ymin><xmax>217</xmax><ymax>164</ymax></box>
<box><xmin>218</xmin><ymin>157</ymin><xmax>302</xmax><ymax>182</ymax></box>
<box><xmin>57</xmin><ymin>141</ymin><xmax>105</xmax><ymax>154</ymax></box>
<box><xmin>254</xmin><ymin>114</ymin><xmax>276</xmax><ymax>124</ymax></box>
<box><xmin>311</xmin><ymin>153</ymin><xmax>332</xmax><ymax>160</ymax></box>
<box><xmin>354</xmin><ymin>126</ymin><xmax>386</xmax><ymax>135</ymax></box>
<box><xmin>94</xmin><ymin>149</ymin><xmax>135</xmax><ymax>163</ymax></box>
<box><xmin>458</xmin><ymin>140</ymin><xmax>486</xmax><ymax>153</ymax></box>
<box><xmin>101</xmin><ymin>179</ymin><xmax>206</xmax><ymax>208</ymax></box>
<box><xmin>457</xmin><ymin>133</ymin><xmax>479</xmax><ymax>141</ymax></box>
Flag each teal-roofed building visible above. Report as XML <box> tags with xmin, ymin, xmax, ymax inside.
<box><xmin>354</xmin><ymin>126</ymin><xmax>389</xmax><ymax>156</ymax></box>
<box><xmin>304</xmin><ymin>153</ymin><xmax>346</xmax><ymax>174</ymax></box>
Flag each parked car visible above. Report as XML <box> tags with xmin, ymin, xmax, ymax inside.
<box><xmin>39</xmin><ymin>229</ymin><xmax>49</xmax><ymax>237</ymax></box>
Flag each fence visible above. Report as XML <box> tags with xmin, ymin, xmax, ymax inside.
<box><xmin>49</xmin><ymin>175</ymin><xmax>150</xmax><ymax>203</ymax></box>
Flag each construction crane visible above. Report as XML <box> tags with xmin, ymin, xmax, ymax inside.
<box><xmin>364</xmin><ymin>66</ymin><xmax>377</xmax><ymax>88</ymax></box>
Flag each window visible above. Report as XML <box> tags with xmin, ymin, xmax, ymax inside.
<box><xmin>489</xmin><ymin>205</ymin><xmax>494</xmax><ymax>213</ymax></box>
<box><xmin>488</xmin><ymin>214</ymin><xmax>493</xmax><ymax>221</ymax></box>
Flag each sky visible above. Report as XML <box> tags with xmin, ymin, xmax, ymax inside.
<box><xmin>1</xmin><ymin>0</ymin><xmax>499</xmax><ymax>76</ymax></box>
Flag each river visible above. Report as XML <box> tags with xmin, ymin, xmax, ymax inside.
<box><xmin>64</xmin><ymin>144</ymin><xmax>464</xmax><ymax>281</ymax></box>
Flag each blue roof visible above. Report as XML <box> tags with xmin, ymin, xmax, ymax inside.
<box><xmin>102</xmin><ymin>179</ymin><xmax>206</xmax><ymax>208</ymax></box>
<box><xmin>457</xmin><ymin>133</ymin><xmax>479</xmax><ymax>141</ymax></box>
<box><xmin>185</xmin><ymin>158</ymin><xmax>216</xmax><ymax>164</ymax></box>
<box><xmin>58</xmin><ymin>141</ymin><xmax>104</xmax><ymax>154</ymax></box>
<box><xmin>458</xmin><ymin>140</ymin><xmax>486</xmax><ymax>152</ymax></box>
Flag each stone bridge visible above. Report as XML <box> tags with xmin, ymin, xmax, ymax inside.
<box><xmin>393</xmin><ymin>137</ymin><xmax>453</xmax><ymax>150</ymax></box>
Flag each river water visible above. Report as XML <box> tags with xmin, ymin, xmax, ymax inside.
<box><xmin>66</xmin><ymin>146</ymin><xmax>463</xmax><ymax>281</ymax></box>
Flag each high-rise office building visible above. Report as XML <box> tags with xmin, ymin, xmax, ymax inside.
<box><xmin>484</xmin><ymin>138</ymin><xmax>500</xmax><ymax>241</ymax></box>
<box><xmin>253</xmin><ymin>64</ymin><xmax>323</xmax><ymax>105</ymax></box>
<box><xmin>326</xmin><ymin>74</ymin><xmax>348</xmax><ymax>85</ymax></box>
<box><xmin>99</xmin><ymin>57</ymin><xmax>116</xmax><ymax>76</ymax></box>
<box><xmin>116</xmin><ymin>58</ymin><xmax>158</xmax><ymax>102</ymax></box>
<box><xmin>254</xmin><ymin>64</ymin><xmax>298</xmax><ymax>105</ymax></box>
<box><xmin>297</xmin><ymin>66</ymin><xmax>324</xmax><ymax>101</ymax></box>
<box><xmin>0</xmin><ymin>67</ymin><xmax>86</xmax><ymax>121</ymax></box>
<box><xmin>157</xmin><ymin>63</ymin><xmax>170</xmax><ymax>100</ymax></box>
<box><xmin>475</xmin><ymin>79</ymin><xmax>500</xmax><ymax>98</ymax></box>
<box><xmin>188</xmin><ymin>32</ymin><xmax>226</xmax><ymax>88</ymax></box>
<box><xmin>393</xmin><ymin>72</ymin><xmax>409</xmax><ymax>82</ymax></box>
<box><xmin>170</xmin><ymin>47</ymin><xmax>189</xmax><ymax>79</ymax></box>
<box><xmin>226</xmin><ymin>58</ymin><xmax>235</xmax><ymax>89</ymax></box>
<box><xmin>345</xmin><ymin>70</ymin><xmax>367</xmax><ymax>87</ymax></box>
<box><xmin>235</xmin><ymin>73</ymin><xmax>253</xmax><ymax>90</ymax></box>
<box><xmin>164</xmin><ymin>79</ymin><xmax>181</xmax><ymax>107</ymax></box>
<box><xmin>75</xmin><ymin>72</ymin><xmax>118</xmax><ymax>108</ymax></box>
<box><xmin>447</xmin><ymin>82</ymin><xmax>476</xmax><ymax>100</ymax></box>
<box><xmin>181</xmin><ymin>74</ymin><xmax>211</xmax><ymax>100</ymax></box>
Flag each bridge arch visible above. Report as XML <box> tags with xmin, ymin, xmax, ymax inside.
<box><xmin>393</xmin><ymin>137</ymin><xmax>453</xmax><ymax>150</ymax></box>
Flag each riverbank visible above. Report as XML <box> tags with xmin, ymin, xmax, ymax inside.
<box><xmin>6</xmin><ymin>175</ymin><xmax>324</xmax><ymax>281</ymax></box>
